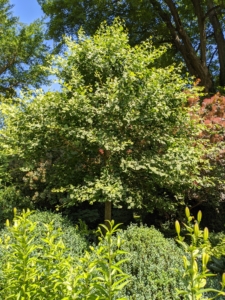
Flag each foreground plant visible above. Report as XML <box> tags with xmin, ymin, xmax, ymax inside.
<box><xmin>175</xmin><ymin>207</ymin><xmax>225</xmax><ymax>300</ymax></box>
<box><xmin>0</xmin><ymin>209</ymin><xmax>72</xmax><ymax>299</ymax></box>
<box><xmin>94</xmin><ymin>221</ymin><xmax>130</xmax><ymax>299</ymax></box>
<box><xmin>0</xmin><ymin>210</ymin><xmax>130</xmax><ymax>299</ymax></box>
<box><xmin>69</xmin><ymin>220</ymin><xmax>130</xmax><ymax>300</ymax></box>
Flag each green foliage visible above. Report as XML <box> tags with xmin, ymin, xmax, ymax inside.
<box><xmin>0</xmin><ymin>186</ymin><xmax>33</xmax><ymax>228</ymax></box>
<box><xmin>0</xmin><ymin>210</ymin><xmax>87</xmax><ymax>262</ymax></box>
<box><xmin>0</xmin><ymin>0</ymin><xmax>52</xmax><ymax>225</ymax></box>
<box><xmin>207</xmin><ymin>232</ymin><xmax>225</xmax><ymax>277</ymax></box>
<box><xmin>205</xmin><ymin>274</ymin><xmax>225</xmax><ymax>300</ymax></box>
<box><xmin>175</xmin><ymin>207</ymin><xmax>225</xmax><ymax>299</ymax></box>
<box><xmin>209</xmin><ymin>231</ymin><xmax>225</xmax><ymax>259</ymax></box>
<box><xmin>0</xmin><ymin>209</ymin><xmax>71</xmax><ymax>299</ymax></box>
<box><xmin>2</xmin><ymin>208</ymin><xmax>225</xmax><ymax>299</ymax></box>
<box><xmin>0</xmin><ymin>0</ymin><xmax>51</xmax><ymax>98</ymax></box>
<box><xmin>0</xmin><ymin>209</ymin><xmax>88</xmax><ymax>295</ymax></box>
<box><xmin>0</xmin><ymin>21</ymin><xmax>213</xmax><ymax>217</ymax></box>
<box><xmin>27</xmin><ymin>210</ymin><xmax>88</xmax><ymax>256</ymax></box>
<box><xmin>209</xmin><ymin>232</ymin><xmax>225</xmax><ymax>248</ymax></box>
<box><xmin>208</xmin><ymin>256</ymin><xmax>225</xmax><ymax>275</ymax></box>
<box><xmin>79</xmin><ymin>221</ymin><xmax>130</xmax><ymax>300</ymax></box>
<box><xmin>0</xmin><ymin>151</ymin><xmax>33</xmax><ymax>227</ymax></box>
<box><xmin>0</xmin><ymin>210</ymin><xmax>130</xmax><ymax>299</ymax></box>
<box><xmin>38</xmin><ymin>0</ymin><xmax>225</xmax><ymax>90</ymax></box>
<box><xmin>114</xmin><ymin>224</ymin><xmax>186</xmax><ymax>299</ymax></box>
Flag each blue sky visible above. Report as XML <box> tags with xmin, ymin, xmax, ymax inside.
<box><xmin>10</xmin><ymin>0</ymin><xmax>44</xmax><ymax>24</ymax></box>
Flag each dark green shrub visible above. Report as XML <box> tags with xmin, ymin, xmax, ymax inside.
<box><xmin>27</xmin><ymin>210</ymin><xmax>87</xmax><ymax>256</ymax></box>
<box><xmin>116</xmin><ymin>224</ymin><xmax>186</xmax><ymax>299</ymax></box>
<box><xmin>0</xmin><ymin>210</ymin><xmax>87</xmax><ymax>270</ymax></box>
<box><xmin>205</xmin><ymin>274</ymin><xmax>225</xmax><ymax>299</ymax></box>
<box><xmin>204</xmin><ymin>231</ymin><xmax>225</xmax><ymax>299</ymax></box>
<box><xmin>209</xmin><ymin>231</ymin><xmax>225</xmax><ymax>247</ymax></box>
<box><xmin>0</xmin><ymin>186</ymin><xmax>33</xmax><ymax>228</ymax></box>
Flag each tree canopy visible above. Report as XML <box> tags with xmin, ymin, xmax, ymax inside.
<box><xmin>38</xmin><ymin>0</ymin><xmax>225</xmax><ymax>92</ymax></box>
<box><xmin>0</xmin><ymin>0</ymin><xmax>51</xmax><ymax>98</ymax></box>
<box><xmin>0</xmin><ymin>21</ymin><xmax>213</xmax><ymax>221</ymax></box>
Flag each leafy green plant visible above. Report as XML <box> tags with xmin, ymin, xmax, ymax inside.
<box><xmin>0</xmin><ymin>209</ymin><xmax>72</xmax><ymax>299</ymax></box>
<box><xmin>175</xmin><ymin>207</ymin><xmax>225</xmax><ymax>299</ymax></box>
<box><xmin>0</xmin><ymin>210</ymin><xmax>87</xmax><ymax>266</ymax></box>
<box><xmin>204</xmin><ymin>273</ymin><xmax>225</xmax><ymax>300</ymax></box>
<box><xmin>209</xmin><ymin>231</ymin><xmax>225</xmax><ymax>261</ymax></box>
<box><xmin>207</xmin><ymin>232</ymin><xmax>225</xmax><ymax>290</ymax></box>
<box><xmin>0</xmin><ymin>185</ymin><xmax>33</xmax><ymax>228</ymax></box>
<box><xmin>0</xmin><ymin>210</ymin><xmax>130</xmax><ymax>299</ymax></box>
<box><xmin>208</xmin><ymin>256</ymin><xmax>225</xmax><ymax>274</ymax></box>
<box><xmin>27</xmin><ymin>210</ymin><xmax>88</xmax><ymax>257</ymax></box>
<box><xmin>110</xmin><ymin>224</ymin><xmax>186</xmax><ymax>299</ymax></box>
<box><xmin>94</xmin><ymin>221</ymin><xmax>130</xmax><ymax>299</ymax></box>
<box><xmin>71</xmin><ymin>220</ymin><xmax>130</xmax><ymax>300</ymax></box>
<box><xmin>0</xmin><ymin>19</ymin><xmax>213</xmax><ymax>222</ymax></box>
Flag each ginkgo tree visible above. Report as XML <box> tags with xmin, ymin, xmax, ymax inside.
<box><xmin>0</xmin><ymin>21</ymin><xmax>214</xmax><ymax>222</ymax></box>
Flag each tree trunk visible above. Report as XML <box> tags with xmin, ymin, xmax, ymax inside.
<box><xmin>190</xmin><ymin>0</ymin><xmax>207</xmax><ymax>67</ymax></box>
<box><xmin>104</xmin><ymin>200</ymin><xmax>112</xmax><ymax>221</ymax></box>
<box><xmin>151</xmin><ymin>0</ymin><xmax>213</xmax><ymax>92</ymax></box>
<box><xmin>207</xmin><ymin>0</ymin><xmax>225</xmax><ymax>87</ymax></box>
<box><xmin>104</xmin><ymin>201</ymin><xmax>112</xmax><ymax>230</ymax></box>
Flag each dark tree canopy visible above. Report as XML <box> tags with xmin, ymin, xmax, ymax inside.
<box><xmin>38</xmin><ymin>0</ymin><xmax>225</xmax><ymax>93</ymax></box>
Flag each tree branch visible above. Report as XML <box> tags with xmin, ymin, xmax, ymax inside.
<box><xmin>207</xmin><ymin>48</ymin><xmax>218</xmax><ymax>69</ymax></box>
<box><xmin>0</xmin><ymin>54</ymin><xmax>17</xmax><ymax>76</ymax></box>
<box><xmin>190</xmin><ymin>0</ymin><xmax>207</xmax><ymax>67</ymax></box>
<box><xmin>203</xmin><ymin>5</ymin><xmax>221</xmax><ymax>21</ymax></box>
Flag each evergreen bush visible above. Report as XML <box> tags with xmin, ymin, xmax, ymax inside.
<box><xmin>205</xmin><ymin>231</ymin><xmax>225</xmax><ymax>299</ymax></box>
<box><xmin>0</xmin><ymin>209</ymin><xmax>87</xmax><ymax>289</ymax></box>
<box><xmin>115</xmin><ymin>224</ymin><xmax>186</xmax><ymax>299</ymax></box>
<box><xmin>27</xmin><ymin>210</ymin><xmax>88</xmax><ymax>256</ymax></box>
<box><xmin>0</xmin><ymin>186</ymin><xmax>33</xmax><ymax>228</ymax></box>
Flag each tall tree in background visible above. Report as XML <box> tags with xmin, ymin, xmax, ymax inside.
<box><xmin>0</xmin><ymin>0</ymin><xmax>51</xmax><ymax>98</ymax></box>
<box><xmin>0</xmin><ymin>0</ymin><xmax>52</xmax><ymax>224</ymax></box>
<box><xmin>0</xmin><ymin>21</ymin><xmax>213</xmax><ymax>222</ymax></box>
<box><xmin>38</xmin><ymin>0</ymin><xmax>225</xmax><ymax>92</ymax></box>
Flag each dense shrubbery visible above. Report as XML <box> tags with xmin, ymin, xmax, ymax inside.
<box><xmin>0</xmin><ymin>210</ymin><xmax>88</xmax><ymax>299</ymax></box>
<box><xmin>0</xmin><ymin>210</ymin><xmax>130</xmax><ymax>299</ymax></box>
<box><xmin>0</xmin><ymin>210</ymin><xmax>87</xmax><ymax>259</ymax></box>
<box><xmin>0</xmin><ymin>186</ymin><xmax>33</xmax><ymax>228</ymax></box>
<box><xmin>1</xmin><ymin>209</ymin><xmax>225</xmax><ymax>299</ymax></box>
<box><xmin>205</xmin><ymin>231</ymin><xmax>225</xmax><ymax>299</ymax></box>
<box><xmin>117</xmin><ymin>225</ymin><xmax>186</xmax><ymax>299</ymax></box>
<box><xmin>89</xmin><ymin>223</ymin><xmax>186</xmax><ymax>299</ymax></box>
<box><xmin>27</xmin><ymin>210</ymin><xmax>88</xmax><ymax>256</ymax></box>
<box><xmin>0</xmin><ymin>212</ymin><xmax>187</xmax><ymax>299</ymax></box>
